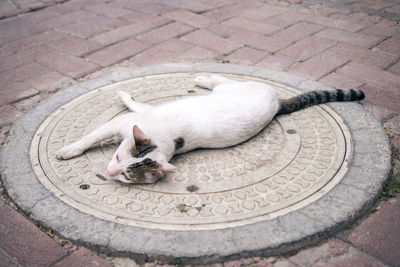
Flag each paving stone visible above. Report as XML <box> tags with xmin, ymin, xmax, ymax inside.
<box><xmin>206</xmin><ymin>23</ymin><xmax>239</xmax><ymax>38</ymax></box>
<box><xmin>0</xmin><ymin>45</ymin><xmax>53</xmax><ymax>72</ymax></box>
<box><xmin>241</xmin><ymin>4</ymin><xmax>288</xmax><ymax>21</ymax></box>
<box><xmin>78</xmin><ymin>13</ymin><xmax>128</xmax><ymax>30</ymax></box>
<box><xmin>375</xmin><ymin>34</ymin><xmax>400</xmax><ymax>56</ymax></box>
<box><xmin>87</xmin><ymin>37</ymin><xmax>148</xmax><ymax>67</ymax></box>
<box><xmin>229</xmin><ymin>30</ymin><xmax>290</xmax><ymax>53</ymax></box>
<box><xmin>26</xmin><ymin>71</ymin><xmax>74</xmax><ymax>92</ymax></box>
<box><xmin>225</xmin><ymin>47</ymin><xmax>268</xmax><ymax>65</ymax></box>
<box><xmin>36</xmin><ymin>50</ymin><xmax>99</xmax><ymax>78</ymax></box>
<box><xmin>278</xmin><ymin>36</ymin><xmax>337</xmax><ymax>61</ymax></box>
<box><xmin>389</xmin><ymin>60</ymin><xmax>400</xmax><ymax>75</ymax></box>
<box><xmin>18</xmin><ymin>6</ymin><xmax>61</xmax><ymax>23</ymax></box>
<box><xmin>348</xmin><ymin>196</ymin><xmax>400</xmax><ymax>266</ymax></box>
<box><xmin>358</xmin><ymin>23</ymin><xmax>400</xmax><ymax>37</ymax></box>
<box><xmin>49</xmin><ymin>36</ymin><xmax>103</xmax><ymax>56</ymax></box>
<box><xmin>164</xmin><ymin>0</ymin><xmax>213</xmax><ymax>13</ymax></box>
<box><xmin>162</xmin><ymin>9</ymin><xmax>214</xmax><ymax>28</ymax></box>
<box><xmin>289</xmin><ymin>239</ymin><xmax>386</xmax><ymax>266</ymax></box>
<box><xmin>3</xmin><ymin>30</ymin><xmax>67</xmax><ymax>52</ymax></box>
<box><xmin>305</xmin><ymin>14</ymin><xmax>368</xmax><ymax>32</ymax></box>
<box><xmin>13</xmin><ymin>94</ymin><xmax>43</xmax><ymax>113</ymax></box>
<box><xmin>137</xmin><ymin>22</ymin><xmax>194</xmax><ymax>44</ymax></box>
<box><xmin>84</xmin><ymin>2</ymin><xmax>133</xmax><ymax>18</ymax></box>
<box><xmin>264</xmin><ymin>10</ymin><xmax>309</xmax><ymax>28</ymax></box>
<box><xmin>53</xmin><ymin>247</ymin><xmax>111</xmax><ymax>267</ymax></box>
<box><xmin>319</xmin><ymin>72</ymin><xmax>364</xmax><ymax>89</ymax></box>
<box><xmin>120</xmin><ymin>10</ymin><xmax>171</xmax><ymax>27</ymax></box>
<box><xmin>203</xmin><ymin>3</ymin><xmax>251</xmax><ymax>22</ymax></box>
<box><xmin>359</xmin><ymin>83</ymin><xmax>400</xmax><ymax>112</ymax></box>
<box><xmin>315</xmin><ymin>28</ymin><xmax>382</xmax><ymax>48</ymax></box>
<box><xmin>0</xmin><ymin>82</ymin><xmax>39</xmax><ymax>106</ymax></box>
<box><xmin>223</xmin><ymin>17</ymin><xmax>281</xmax><ymax>35</ymax></box>
<box><xmin>0</xmin><ymin>204</ymin><xmax>68</xmax><ymax>266</ymax></box>
<box><xmin>0</xmin><ymin>62</ymin><xmax>49</xmax><ymax>88</ymax></box>
<box><xmin>272</xmin><ymin>22</ymin><xmax>324</xmax><ymax>42</ymax></box>
<box><xmin>0</xmin><ymin>247</ymin><xmax>19</xmax><ymax>267</ymax></box>
<box><xmin>0</xmin><ymin>105</ymin><xmax>22</xmax><ymax>127</ymax></box>
<box><xmin>288</xmin><ymin>52</ymin><xmax>349</xmax><ymax>80</ymax></box>
<box><xmin>90</xmin><ymin>23</ymin><xmax>149</xmax><ymax>46</ymax></box>
<box><xmin>177</xmin><ymin>47</ymin><xmax>218</xmax><ymax>62</ymax></box>
<box><xmin>361</xmin><ymin>102</ymin><xmax>397</xmax><ymax>122</ymax></box>
<box><xmin>0</xmin><ymin>17</ymin><xmax>47</xmax><ymax>45</ymax></box>
<box><xmin>55</xmin><ymin>21</ymin><xmax>108</xmax><ymax>38</ymax></box>
<box><xmin>256</xmin><ymin>54</ymin><xmax>296</xmax><ymax>71</ymax></box>
<box><xmin>181</xmin><ymin>29</ymin><xmax>241</xmax><ymax>54</ymax></box>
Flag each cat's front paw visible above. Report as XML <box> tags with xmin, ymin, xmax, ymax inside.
<box><xmin>56</xmin><ymin>144</ymin><xmax>84</xmax><ymax>160</ymax></box>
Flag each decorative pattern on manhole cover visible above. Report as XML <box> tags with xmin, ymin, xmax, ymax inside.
<box><xmin>30</xmin><ymin>73</ymin><xmax>350</xmax><ymax>230</ymax></box>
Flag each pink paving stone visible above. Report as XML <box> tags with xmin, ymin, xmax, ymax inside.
<box><xmin>348</xmin><ymin>196</ymin><xmax>400</xmax><ymax>266</ymax></box>
<box><xmin>0</xmin><ymin>17</ymin><xmax>48</xmax><ymax>45</ymax></box>
<box><xmin>229</xmin><ymin>30</ymin><xmax>290</xmax><ymax>53</ymax></box>
<box><xmin>26</xmin><ymin>71</ymin><xmax>74</xmax><ymax>92</ymax></box>
<box><xmin>264</xmin><ymin>10</ymin><xmax>307</xmax><ymax>28</ymax></box>
<box><xmin>90</xmin><ymin>23</ymin><xmax>149</xmax><ymax>46</ymax></box>
<box><xmin>162</xmin><ymin>9</ymin><xmax>214</xmax><ymax>28</ymax></box>
<box><xmin>0</xmin><ymin>105</ymin><xmax>22</xmax><ymax>127</ymax></box>
<box><xmin>241</xmin><ymin>4</ymin><xmax>288</xmax><ymax>21</ymax></box>
<box><xmin>164</xmin><ymin>0</ymin><xmax>213</xmax><ymax>13</ymax></box>
<box><xmin>358</xmin><ymin>23</ymin><xmax>400</xmax><ymax>37</ymax></box>
<box><xmin>36</xmin><ymin>50</ymin><xmax>99</xmax><ymax>78</ymax></box>
<box><xmin>0</xmin><ymin>247</ymin><xmax>19</xmax><ymax>267</ymax></box>
<box><xmin>78</xmin><ymin>14</ymin><xmax>128</xmax><ymax>30</ymax></box>
<box><xmin>55</xmin><ymin>21</ymin><xmax>108</xmax><ymax>38</ymax></box>
<box><xmin>0</xmin><ymin>62</ymin><xmax>49</xmax><ymax>88</ymax></box>
<box><xmin>305</xmin><ymin>14</ymin><xmax>368</xmax><ymax>32</ymax></box>
<box><xmin>328</xmin><ymin>42</ymin><xmax>397</xmax><ymax>68</ymax></box>
<box><xmin>272</xmin><ymin>22</ymin><xmax>324</xmax><ymax>42</ymax></box>
<box><xmin>87</xmin><ymin>37</ymin><xmax>148</xmax><ymax>67</ymax></box>
<box><xmin>288</xmin><ymin>52</ymin><xmax>349</xmax><ymax>80</ymax></box>
<box><xmin>256</xmin><ymin>54</ymin><xmax>296</xmax><ymax>71</ymax></box>
<box><xmin>361</xmin><ymin>102</ymin><xmax>397</xmax><ymax>122</ymax></box>
<box><xmin>225</xmin><ymin>47</ymin><xmax>269</xmax><ymax>65</ymax></box>
<box><xmin>315</xmin><ymin>28</ymin><xmax>382</xmax><ymax>48</ymax></box>
<box><xmin>288</xmin><ymin>239</ymin><xmax>385</xmax><ymax>266</ymax></box>
<box><xmin>223</xmin><ymin>17</ymin><xmax>281</xmax><ymax>35</ymax></box>
<box><xmin>0</xmin><ymin>45</ymin><xmax>52</xmax><ymax>72</ymax></box>
<box><xmin>120</xmin><ymin>11</ymin><xmax>171</xmax><ymax>27</ymax></box>
<box><xmin>203</xmin><ymin>3</ymin><xmax>254</xmax><ymax>22</ymax></box>
<box><xmin>336</xmin><ymin>61</ymin><xmax>400</xmax><ymax>88</ymax></box>
<box><xmin>84</xmin><ymin>2</ymin><xmax>133</xmax><ymax>18</ymax></box>
<box><xmin>389</xmin><ymin>60</ymin><xmax>400</xmax><ymax>75</ymax></box>
<box><xmin>18</xmin><ymin>7</ymin><xmax>61</xmax><ymax>23</ymax></box>
<box><xmin>278</xmin><ymin>36</ymin><xmax>337</xmax><ymax>61</ymax></box>
<box><xmin>49</xmin><ymin>36</ymin><xmax>103</xmax><ymax>56</ymax></box>
<box><xmin>0</xmin><ymin>82</ymin><xmax>39</xmax><ymax>105</ymax></box>
<box><xmin>137</xmin><ymin>22</ymin><xmax>194</xmax><ymax>44</ymax></box>
<box><xmin>181</xmin><ymin>29</ymin><xmax>241</xmax><ymax>54</ymax></box>
<box><xmin>177</xmin><ymin>46</ymin><xmax>219</xmax><ymax>62</ymax></box>
<box><xmin>53</xmin><ymin>247</ymin><xmax>111</xmax><ymax>267</ymax></box>
<box><xmin>131</xmin><ymin>38</ymin><xmax>194</xmax><ymax>65</ymax></box>
<box><xmin>319</xmin><ymin>72</ymin><xmax>364</xmax><ymax>89</ymax></box>
<box><xmin>0</xmin><ymin>201</ymin><xmax>67</xmax><ymax>266</ymax></box>
<box><xmin>3</xmin><ymin>30</ymin><xmax>67</xmax><ymax>52</ymax></box>
<box><xmin>359</xmin><ymin>84</ymin><xmax>400</xmax><ymax>112</ymax></box>
<box><xmin>375</xmin><ymin>34</ymin><xmax>400</xmax><ymax>56</ymax></box>
<box><xmin>206</xmin><ymin>23</ymin><xmax>239</xmax><ymax>38</ymax></box>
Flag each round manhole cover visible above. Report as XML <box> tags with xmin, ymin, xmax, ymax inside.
<box><xmin>1</xmin><ymin>64</ymin><xmax>390</xmax><ymax>261</ymax></box>
<box><xmin>31</xmin><ymin>73</ymin><xmax>349</xmax><ymax>230</ymax></box>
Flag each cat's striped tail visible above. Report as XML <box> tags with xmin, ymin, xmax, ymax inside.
<box><xmin>277</xmin><ymin>88</ymin><xmax>365</xmax><ymax>115</ymax></box>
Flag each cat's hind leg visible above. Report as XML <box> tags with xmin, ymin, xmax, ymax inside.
<box><xmin>118</xmin><ymin>91</ymin><xmax>153</xmax><ymax>112</ymax></box>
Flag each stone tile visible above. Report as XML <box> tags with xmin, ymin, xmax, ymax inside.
<box><xmin>272</xmin><ymin>22</ymin><xmax>324</xmax><ymax>42</ymax></box>
<box><xmin>137</xmin><ymin>22</ymin><xmax>194</xmax><ymax>44</ymax></box>
<box><xmin>329</xmin><ymin>42</ymin><xmax>397</xmax><ymax>68</ymax></box>
<box><xmin>181</xmin><ymin>29</ymin><xmax>241</xmax><ymax>54</ymax></box>
<box><xmin>375</xmin><ymin>34</ymin><xmax>400</xmax><ymax>56</ymax></box>
<box><xmin>203</xmin><ymin>3</ymin><xmax>251</xmax><ymax>22</ymax></box>
<box><xmin>256</xmin><ymin>54</ymin><xmax>296</xmax><ymax>71</ymax></box>
<box><xmin>19</xmin><ymin>7</ymin><xmax>61</xmax><ymax>23</ymax></box>
<box><xmin>361</xmin><ymin>102</ymin><xmax>396</xmax><ymax>122</ymax></box>
<box><xmin>84</xmin><ymin>2</ymin><xmax>133</xmax><ymax>18</ymax></box>
<box><xmin>162</xmin><ymin>9</ymin><xmax>213</xmax><ymax>28</ymax></box>
<box><xmin>315</xmin><ymin>28</ymin><xmax>382</xmax><ymax>48</ymax></box>
<box><xmin>264</xmin><ymin>10</ymin><xmax>309</xmax><ymax>28</ymax></box>
<box><xmin>240</xmin><ymin>4</ymin><xmax>288</xmax><ymax>21</ymax></box>
<box><xmin>120</xmin><ymin>10</ymin><xmax>171</xmax><ymax>27</ymax></box>
<box><xmin>358</xmin><ymin>23</ymin><xmax>400</xmax><ymax>37</ymax></box>
<box><xmin>3</xmin><ymin>30</ymin><xmax>67</xmax><ymax>52</ymax></box>
<box><xmin>224</xmin><ymin>256</ymin><xmax>273</xmax><ymax>267</ymax></box>
<box><xmin>0</xmin><ymin>62</ymin><xmax>49</xmax><ymax>88</ymax></box>
<box><xmin>229</xmin><ymin>30</ymin><xmax>290</xmax><ymax>53</ymax></box>
<box><xmin>223</xmin><ymin>17</ymin><xmax>281</xmax><ymax>35</ymax></box>
<box><xmin>13</xmin><ymin>94</ymin><xmax>42</xmax><ymax>112</ymax></box>
<box><xmin>90</xmin><ymin>23</ymin><xmax>149</xmax><ymax>46</ymax></box>
<box><xmin>0</xmin><ymin>247</ymin><xmax>19</xmax><ymax>267</ymax></box>
<box><xmin>26</xmin><ymin>71</ymin><xmax>74</xmax><ymax>92</ymax></box>
<box><xmin>49</xmin><ymin>36</ymin><xmax>103</xmax><ymax>56</ymax></box>
<box><xmin>359</xmin><ymin>83</ymin><xmax>400</xmax><ymax>112</ymax></box>
<box><xmin>164</xmin><ymin>0</ymin><xmax>213</xmax><ymax>13</ymax></box>
<box><xmin>53</xmin><ymin>247</ymin><xmax>111</xmax><ymax>267</ymax></box>
<box><xmin>206</xmin><ymin>23</ymin><xmax>239</xmax><ymax>38</ymax></box>
<box><xmin>306</xmin><ymin>14</ymin><xmax>368</xmax><ymax>32</ymax></box>
<box><xmin>177</xmin><ymin>46</ymin><xmax>218</xmax><ymax>62</ymax></box>
<box><xmin>0</xmin><ymin>82</ymin><xmax>39</xmax><ymax>106</ymax></box>
<box><xmin>55</xmin><ymin>21</ymin><xmax>108</xmax><ymax>38</ymax></box>
<box><xmin>0</xmin><ymin>201</ymin><xmax>67</xmax><ymax>266</ymax></box>
<box><xmin>87</xmin><ymin>37</ymin><xmax>148</xmax><ymax>67</ymax></box>
<box><xmin>0</xmin><ymin>105</ymin><xmax>22</xmax><ymax>127</ymax></box>
<box><xmin>389</xmin><ymin>60</ymin><xmax>400</xmax><ymax>75</ymax></box>
<box><xmin>348</xmin><ymin>196</ymin><xmax>400</xmax><ymax>266</ymax></box>
<box><xmin>319</xmin><ymin>72</ymin><xmax>364</xmax><ymax>89</ymax></box>
<box><xmin>78</xmin><ymin>14</ymin><xmax>128</xmax><ymax>30</ymax></box>
<box><xmin>225</xmin><ymin>47</ymin><xmax>268</xmax><ymax>65</ymax></box>
<box><xmin>0</xmin><ymin>17</ymin><xmax>47</xmax><ymax>45</ymax></box>
<box><xmin>278</xmin><ymin>36</ymin><xmax>337</xmax><ymax>61</ymax></box>
<box><xmin>36</xmin><ymin>50</ymin><xmax>100</xmax><ymax>78</ymax></box>
<box><xmin>288</xmin><ymin>239</ymin><xmax>385</xmax><ymax>266</ymax></box>
<box><xmin>336</xmin><ymin>61</ymin><xmax>400</xmax><ymax>88</ymax></box>
<box><xmin>0</xmin><ymin>45</ymin><xmax>52</xmax><ymax>72</ymax></box>
<box><xmin>288</xmin><ymin>52</ymin><xmax>349</xmax><ymax>80</ymax></box>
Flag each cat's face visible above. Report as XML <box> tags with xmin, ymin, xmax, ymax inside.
<box><xmin>107</xmin><ymin>125</ymin><xmax>176</xmax><ymax>183</ymax></box>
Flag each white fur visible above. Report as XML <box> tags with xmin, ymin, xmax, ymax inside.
<box><xmin>56</xmin><ymin>75</ymin><xmax>280</xmax><ymax>183</ymax></box>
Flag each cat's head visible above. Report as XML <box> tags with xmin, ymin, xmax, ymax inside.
<box><xmin>107</xmin><ymin>125</ymin><xmax>176</xmax><ymax>183</ymax></box>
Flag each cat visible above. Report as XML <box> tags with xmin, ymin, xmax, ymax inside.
<box><xmin>56</xmin><ymin>74</ymin><xmax>364</xmax><ymax>184</ymax></box>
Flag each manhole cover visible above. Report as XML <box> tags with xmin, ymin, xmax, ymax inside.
<box><xmin>1</xmin><ymin>64</ymin><xmax>391</xmax><ymax>261</ymax></box>
<box><xmin>31</xmin><ymin>73</ymin><xmax>349</xmax><ymax>230</ymax></box>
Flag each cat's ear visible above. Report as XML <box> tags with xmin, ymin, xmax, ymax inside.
<box><xmin>133</xmin><ymin>125</ymin><xmax>150</xmax><ymax>144</ymax></box>
<box><xmin>162</xmin><ymin>163</ymin><xmax>176</xmax><ymax>173</ymax></box>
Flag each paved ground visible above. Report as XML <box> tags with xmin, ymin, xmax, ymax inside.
<box><xmin>0</xmin><ymin>0</ymin><xmax>399</xmax><ymax>266</ymax></box>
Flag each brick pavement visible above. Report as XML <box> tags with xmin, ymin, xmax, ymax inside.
<box><xmin>0</xmin><ymin>0</ymin><xmax>399</xmax><ymax>266</ymax></box>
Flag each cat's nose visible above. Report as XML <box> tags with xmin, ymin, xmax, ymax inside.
<box><xmin>107</xmin><ymin>167</ymin><xmax>119</xmax><ymax>177</ymax></box>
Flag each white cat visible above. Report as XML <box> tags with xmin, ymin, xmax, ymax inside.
<box><xmin>56</xmin><ymin>75</ymin><xmax>364</xmax><ymax>184</ymax></box>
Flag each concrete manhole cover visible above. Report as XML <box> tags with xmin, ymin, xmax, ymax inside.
<box><xmin>1</xmin><ymin>64</ymin><xmax>391</xmax><ymax>261</ymax></box>
<box><xmin>31</xmin><ymin>73</ymin><xmax>349</xmax><ymax>231</ymax></box>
